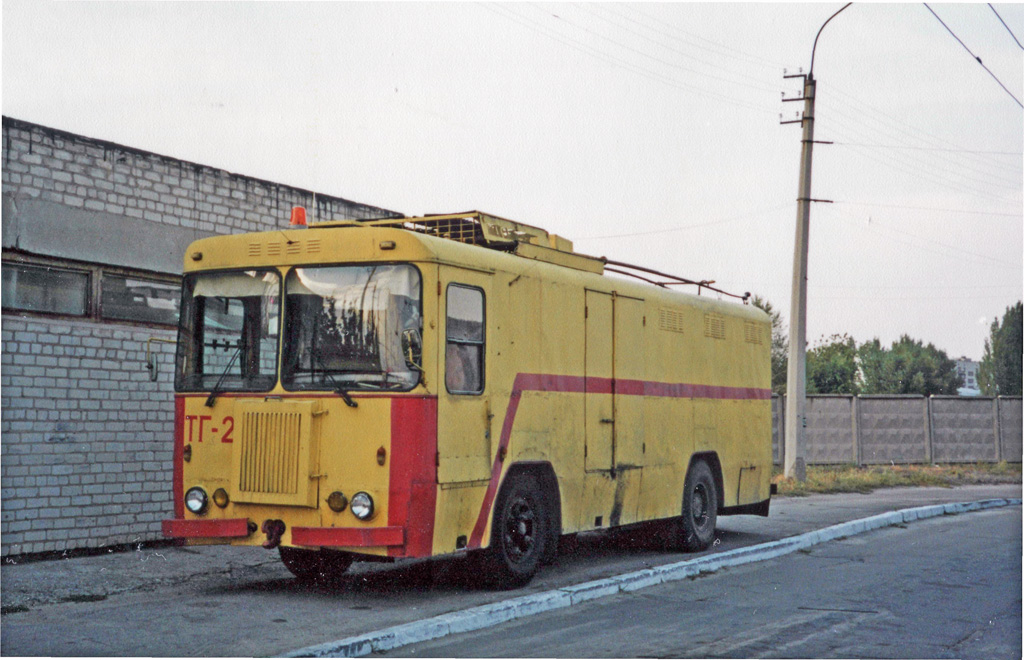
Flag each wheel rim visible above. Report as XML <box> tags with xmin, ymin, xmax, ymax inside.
<box><xmin>502</xmin><ymin>495</ymin><xmax>536</xmax><ymax>563</ymax></box>
<box><xmin>691</xmin><ymin>483</ymin><xmax>710</xmax><ymax>532</ymax></box>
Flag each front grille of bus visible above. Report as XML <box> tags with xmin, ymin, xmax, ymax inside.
<box><xmin>237</xmin><ymin>411</ymin><xmax>302</xmax><ymax>495</ymax></box>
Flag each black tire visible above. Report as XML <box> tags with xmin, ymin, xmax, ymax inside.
<box><xmin>540</xmin><ymin>475</ymin><xmax>562</xmax><ymax>566</ymax></box>
<box><xmin>478</xmin><ymin>472</ymin><xmax>550</xmax><ymax>589</ymax></box>
<box><xmin>279</xmin><ymin>547</ymin><xmax>353</xmax><ymax>584</ymax></box>
<box><xmin>677</xmin><ymin>459</ymin><xmax>718</xmax><ymax>552</ymax></box>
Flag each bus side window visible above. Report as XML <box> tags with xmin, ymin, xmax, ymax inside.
<box><xmin>446</xmin><ymin>284</ymin><xmax>485</xmax><ymax>394</ymax></box>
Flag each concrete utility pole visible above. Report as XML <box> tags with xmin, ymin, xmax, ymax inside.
<box><xmin>783</xmin><ymin>73</ymin><xmax>816</xmax><ymax>481</ymax></box>
<box><xmin>782</xmin><ymin>3</ymin><xmax>850</xmax><ymax>481</ymax></box>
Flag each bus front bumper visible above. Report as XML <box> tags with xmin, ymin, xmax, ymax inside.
<box><xmin>161</xmin><ymin>518</ymin><xmax>405</xmax><ymax>548</ymax></box>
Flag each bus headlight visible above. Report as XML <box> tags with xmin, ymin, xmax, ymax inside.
<box><xmin>185</xmin><ymin>487</ymin><xmax>209</xmax><ymax>515</ymax></box>
<box><xmin>350</xmin><ymin>492</ymin><xmax>374</xmax><ymax>520</ymax></box>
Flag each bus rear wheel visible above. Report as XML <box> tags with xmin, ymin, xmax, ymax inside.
<box><xmin>676</xmin><ymin>459</ymin><xmax>718</xmax><ymax>552</ymax></box>
<box><xmin>279</xmin><ymin>547</ymin><xmax>353</xmax><ymax>584</ymax></box>
<box><xmin>476</xmin><ymin>472</ymin><xmax>550</xmax><ymax>589</ymax></box>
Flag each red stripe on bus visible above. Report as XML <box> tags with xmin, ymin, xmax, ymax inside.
<box><xmin>173</xmin><ymin>397</ymin><xmax>185</xmax><ymax>519</ymax></box>
<box><xmin>467</xmin><ymin>374</ymin><xmax>771</xmax><ymax>549</ymax></box>
<box><xmin>388</xmin><ymin>397</ymin><xmax>438</xmax><ymax>558</ymax></box>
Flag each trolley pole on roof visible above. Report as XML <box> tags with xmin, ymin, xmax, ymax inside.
<box><xmin>781</xmin><ymin>3</ymin><xmax>850</xmax><ymax>481</ymax></box>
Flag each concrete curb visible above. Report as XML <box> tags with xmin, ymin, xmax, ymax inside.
<box><xmin>286</xmin><ymin>498</ymin><xmax>1022</xmax><ymax>658</ymax></box>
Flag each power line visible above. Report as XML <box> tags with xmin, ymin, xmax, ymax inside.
<box><xmin>573</xmin><ymin>203</ymin><xmax>791</xmax><ymax>240</ymax></box>
<box><xmin>830</xmin><ymin>207</ymin><xmax>1020</xmax><ymax>268</ymax></box>
<box><xmin>628</xmin><ymin>4</ymin><xmax>785</xmax><ymax>69</ymax></box>
<box><xmin>834</xmin><ymin>200</ymin><xmax>1022</xmax><ymax>218</ymax></box>
<box><xmin>532</xmin><ymin>3</ymin><xmax>777</xmax><ymax>96</ymax></box>
<box><xmin>824</xmin><ymin>84</ymin><xmax>1020</xmax><ymax>175</ymax></box>
<box><xmin>832</xmin><ymin>141</ymin><xmax>1022</xmax><ymax>156</ymax></box>
<box><xmin>821</xmin><ymin>115</ymin><xmax>1022</xmax><ymax>194</ymax></box>
<box><xmin>816</xmin><ymin>88</ymin><xmax>1022</xmax><ymax>191</ymax></box>
<box><xmin>923</xmin><ymin>3</ymin><xmax>1024</xmax><ymax>109</ymax></box>
<box><xmin>581</xmin><ymin>4</ymin><xmax>779</xmax><ymax>93</ymax></box>
<box><xmin>989</xmin><ymin>3</ymin><xmax>1024</xmax><ymax>50</ymax></box>
<box><xmin>479</xmin><ymin>3</ymin><xmax>775</xmax><ymax>116</ymax></box>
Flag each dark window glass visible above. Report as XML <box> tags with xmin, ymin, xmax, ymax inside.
<box><xmin>101</xmin><ymin>274</ymin><xmax>180</xmax><ymax>325</ymax></box>
<box><xmin>1</xmin><ymin>263</ymin><xmax>89</xmax><ymax>315</ymax></box>
<box><xmin>175</xmin><ymin>269</ymin><xmax>280</xmax><ymax>393</ymax></box>
<box><xmin>282</xmin><ymin>264</ymin><xmax>422</xmax><ymax>392</ymax></box>
<box><xmin>446</xmin><ymin>285</ymin><xmax>484</xmax><ymax>394</ymax></box>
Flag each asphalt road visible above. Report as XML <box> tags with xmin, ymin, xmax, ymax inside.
<box><xmin>390</xmin><ymin>507</ymin><xmax>1023</xmax><ymax>659</ymax></box>
<box><xmin>1</xmin><ymin>484</ymin><xmax>1019</xmax><ymax>657</ymax></box>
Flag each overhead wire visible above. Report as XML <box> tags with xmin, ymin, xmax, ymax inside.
<box><xmin>823</xmin><ymin>84</ymin><xmax>1021</xmax><ymax>175</ymax></box>
<box><xmin>830</xmin><ymin>142</ymin><xmax>1021</xmax><ymax>156</ymax></box>
<box><xmin>629</xmin><ymin>3</ymin><xmax>785</xmax><ymax>69</ymax></box>
<box><xmin>528</xmin><ymin>3</ymin><xmax>778</xmax><ymax>96</ymax></box>
<box><xmin>832</xmin><ymin>200</ymin><xmax>1021</xmax><ymax>218</ymax></box>
<box><xmin>585</xmin><ymin>3</ymin><xmax>780</xmax><ymax>90</ymax></box>
<box><xmin>989</xmin><ymin>3</ymin><xmax>1024</xmax><ymax>50</ymax></box>
<box><xmin>815</xmin><ymin>99</ymin><xmax>1023</xmax><ymax>191</ymax></box>
<box><xmin>572</xmin><ymin>203</ymin><xmax>791</xmax><ymax>240</ymax></box>
<box><xmin>478</xmin><ymin>3</ymin><xmax>775</xmax><ymax>116</ymax></box>
<box><xmin>923</xmin><ymin>3</ymin><xmax>1024</xmax><ymax>109</ymax></box>
<box><xmin>817</xmin><ymin>92</ymin><xmax>1022</xmax><ymax>186</ymax></box>
<box><xmin>822</xmin><ymin>123</ymin><xmax>1021</xmax><ymax>203</ymax></box>
<box><xmin>827</xmin><ymin>205</ymin><xmax>1020</xmax><ymax>269</ymax></box>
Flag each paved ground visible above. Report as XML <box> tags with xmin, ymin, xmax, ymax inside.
<box><xmin>390</xmin><ymin>506</ymin><xmax>1023</xmax><ymax>658</ymax></box>
<box><xmin>1</xmin><ymin>484</ymin><xmax>1020</xmax><ymax>656</ymax></box>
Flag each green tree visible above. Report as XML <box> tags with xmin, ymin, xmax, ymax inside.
<box><xmin>751</xmin><ymin>295</ymin><xmax>788</xmax><ymax>394</ymax></box>
<box><xmin>858</xmin><ymin>335</ymin><xmax>961</xmax><ymax>395</ymax></box>
<box><xmin>978</xmin><ymin>301</ymin><xmax>1023</xmax><ymax>396</ymax></box>
<box><xmin>807</xmin><ymin>334</ymin><xmax>858</xmax><ymax>394</ymax></box>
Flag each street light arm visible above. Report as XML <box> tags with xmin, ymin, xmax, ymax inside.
<box><xmin>810</xmin><ymin>3</ymin><xmax>853</xmax><ymax>76</ymax></box>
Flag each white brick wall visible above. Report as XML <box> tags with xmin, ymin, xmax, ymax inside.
<box><xmin>1</xmin><ymin>117</ymin><xmax>400</xmax><ymax>556</ymax></box>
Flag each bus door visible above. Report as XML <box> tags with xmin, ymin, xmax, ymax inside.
<box><xmin>585</xmin><ymin>291</ymin><xmax>646</xmax><ymax>473</ymax></box>
<box><xmin>437</xmin><ymin>267</ymin><xmax>493</xmax><ymax>484</ymax></box>
<box><xmin>585</xmin><ymin>290</ymin><xmax>613</xmax><ymax>473</ymax></box>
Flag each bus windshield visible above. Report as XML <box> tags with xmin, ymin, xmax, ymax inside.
<box><xmin>282</xmin><ymin>264</ymin><xmax>422</xmax><ymax>392</ymax></box>
<box><xmin>175</xmin><ymin>269</ymin><xmax>280</xmax><ymax>393</ymax></box>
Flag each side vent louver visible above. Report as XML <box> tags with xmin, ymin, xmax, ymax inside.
<box><xmin>703</xmin><ymin>313</ymin><xmax>726</xmax><ymax>340</ymax></box>
<box><xmin>659</xmin><ymin>308</ymin><xmax>686</xmax><ymax>333</ymax></box>
<box><xmin>744</xmin><ymin>321</ymin><xmax>764</xmax><ymax>345</ymax></box>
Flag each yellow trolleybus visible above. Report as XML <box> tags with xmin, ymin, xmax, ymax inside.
<box><xmin>162</xmin><ymin>211</ymin><xmax>773</xmax><ymax>587</ymax></box>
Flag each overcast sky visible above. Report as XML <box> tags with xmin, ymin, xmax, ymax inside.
<box><xmin>4</xmin><ymin>1</ymin><xmax>1022</xmax><ymax>360</ymax></box>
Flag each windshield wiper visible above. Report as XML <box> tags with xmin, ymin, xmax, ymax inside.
<box><xmin>205</xmin><ymin>344</ymin><xmax>243</xmax><ymax>407</ymax></box>
<box><xmin>310</xmin><ymin>356</ymin><xmax>359</xmax><ymax>408</ymax></box>
<box><xmin>335</xmin><ymin>387</ymin><xmax>358</xmax><ymax>408</ymax></box>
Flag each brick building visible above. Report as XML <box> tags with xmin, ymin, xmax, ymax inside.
<box><xmin>1</xmin><ymin>116</ymin><xmax>401</xmax><ymax>556</ymax></box>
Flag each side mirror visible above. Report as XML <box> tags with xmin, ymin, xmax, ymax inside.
<box><xmin>402</xmin><ymin>328</ymin><xmax>423</xmax><ymax>372</ymax></box>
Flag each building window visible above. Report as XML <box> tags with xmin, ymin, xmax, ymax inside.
<box><xmin>2</xmin><ymin>253</ymin><xmax>180</xmax><ymax>327</ymax></box>
<box><xmin>445</xmin><ymin>284</ymin><xmax>485</xmax><ymax>394</ymax></box>
<box><xmin>1</xmin><ymin>262</ymin><xmax>89</xmax><ymax>316</ymax></box>
<box><xmin>101</xmin><ymin>274</ymin><xmax>180</xmax><ymax>325</ymax></box>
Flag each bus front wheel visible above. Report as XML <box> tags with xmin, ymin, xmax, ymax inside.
<box><xmin>677</xmin><ymin>459</ymin><xmax>718</xmax><ymax>552</ymax></box>
<box><xmin>476</xmin><ymin>472</ymin><xmax>550</xmax><ymax>589</ymax></box>
<box><xmin>279</xmin><ymin>547</ymin><xmax>353</xmax><ymax>584</ymax></box>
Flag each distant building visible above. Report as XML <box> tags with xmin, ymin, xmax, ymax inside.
<box><xmin>956</xmin><ymin>356</ymin><xmax>981</xmax><ymax>396</ymax></box>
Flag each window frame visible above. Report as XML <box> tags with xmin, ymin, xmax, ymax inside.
<box><xmin>1</xmin><ymin>258</ymin><xmax>91</xmax><ymax>318</ymax></box>
<box><xmin>1</xmin><ymin>251</ymin><xmax>181</xmax><ymax>329</ymax></box>
<box><xmin>279</xmin><ymin>261</ymin><xmax>424</xmax><ymax>394</ymax></box>
<box><xmin>174</xmin><ymin>267</ymin><xmax>283</xmax><ymax>394</ymax></box>
<box><xmin>445</xmin><ymin>282</ymin><xmax>486</xmax><ymax>396</ymax></box>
